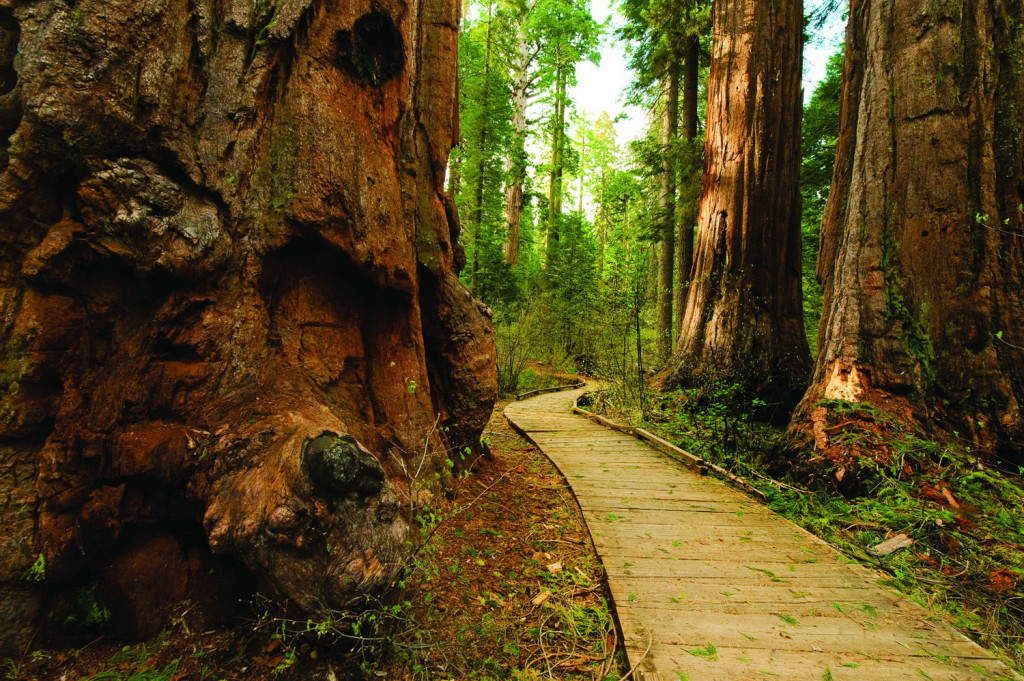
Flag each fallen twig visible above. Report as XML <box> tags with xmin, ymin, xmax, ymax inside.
<box><xmin>616</xmin><ymin>628</ymin><xmax>653</xmax><ymax>681</ymax></box>
<box><xmin>750</xmin><ymin>470</ymin><xmax>811</xmax><ymax>495</ymax></box>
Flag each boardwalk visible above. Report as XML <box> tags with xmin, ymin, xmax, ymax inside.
<box><xmin>505</xmin><ymin>388</ymin><xmax>1020</xmax><ymax>681</ymax></box>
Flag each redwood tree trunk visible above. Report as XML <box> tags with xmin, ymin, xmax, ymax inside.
<box><xmin>791</xmin><ymin>0</ymin><xmax>1024</xmax><ymax>460</ymax></box>
<box><xmin>674</xmin><ymin>35</ymin><xmax>700</xmax><ymax>339</ymax></box>
<box><xmin>0</xmin><ymin>0</ymin><xmax>495</xmax><ymax>652</ymax></box>
<box><xmin>657</xmin><ymin>64</ymin><xmax>680</xmax><ymax>360</ymax></box>
<box><xmin>657</xmin><ymin>0</ymin><xmax>810</xmax><ymax>410</ymax></box>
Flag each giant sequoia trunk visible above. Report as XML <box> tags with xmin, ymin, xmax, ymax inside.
<box><xmin>657</xmin><ymin>0</ymin><xmax>809</xmax><ymax>410</ymax></box>
<box><xmin>792</xmin><ymin>0</ymin><xmax>1024</xmax><ymax>461</ymax></box>
<box><xmin>0</xmin><ymin>0</ymin><xmax>496</xmax><ymax>652</ymax></box>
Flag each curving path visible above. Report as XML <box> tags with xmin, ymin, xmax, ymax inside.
<box><xmin>506</xmin><ymin>387</ymin><xmax>1021</xmax><ymax>681</ymax></box>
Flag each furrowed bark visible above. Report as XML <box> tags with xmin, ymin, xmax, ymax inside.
<box><xmin>791</xmin><ymin>0</ymin><xmax>1024</xmax><ymax>463</ymax></box>
<box><xmin>674</xmin><ymin>35</ymin><xmax>700</xmax><ymax>339</ymax></box>
<box><xmin>0</xmin><ymin>0</ymin><xmax>496</xmax><ymax>651</ymax></box>
<box><xmin>657</xmin><ymin>0</ymin><xmax>810</xmax><ymax>413</ymax></box>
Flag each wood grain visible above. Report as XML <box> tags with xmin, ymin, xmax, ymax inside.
<box><xmin>506</xmin><ymin>388</ymin><xmax>1021</xmax><ymax>680</ymax></box>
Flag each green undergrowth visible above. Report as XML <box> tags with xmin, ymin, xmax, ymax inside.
<box><xmin>74</xmin><ymin>631</ymin><xmax>180</xmax><ymax>681</ymax></box>
<box><xmin>595</xmin><ymin>384</ymin><xmax>1024</xmax><ymax>673</ymax></box>
<box><xmin>515</xmin><ymin>368</ymin><xmax>563</xmax><ymax>395</ymax></box>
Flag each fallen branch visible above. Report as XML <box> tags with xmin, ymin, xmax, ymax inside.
<box><xmin>617</xmin><ymin>628</ymin><xmax>653</xmax><ymax>681</ymax></box>
<box><xmin>750</xmin><ymin>470</ymin><xmax>811</xmax><ymax>495</ymax></box>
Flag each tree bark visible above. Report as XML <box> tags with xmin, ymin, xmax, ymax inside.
<box><xmin>657</xmin><ymin>64</ymin><xmax>680</xmax><ymax>360</ymax></box>
<box><xmin>791</xmin><ymin>0</ymin><xmax>1024</xmax><ymax>460</ymax></box>
<box><xmin>503</xmin><ymin>30</ymin><xmax>530</xmax><ymax>267</ymax></box>
<box><xmin>598</xmin><ymin>169</ymin><xmax>608</xmax><ymax>285</ymax></box>
<box><xmin>674</xmin><ymin>35</ymin><xmax>700</xmax><ymax>339</ymax></box>
<box><xmin>0</xmin><ymin>0</ymin><xmax>495</xmax><ymax>651</ymax></box>
<box><xmin>546</xmin><ymin>60</ymin><xmax>567</xmax><ymax>269</ymax></box>
<box><xmin>657</xmin><ymin>0</ymin><xmax>810</xmax><ymax>411</ymax></box>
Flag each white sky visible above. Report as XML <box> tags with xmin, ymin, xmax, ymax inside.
<box><xmin>569</xmin><ymin>0</ymin><xmax>846</xmax><ymax>146</ymax></box>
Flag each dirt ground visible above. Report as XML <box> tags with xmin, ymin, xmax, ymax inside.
<box><xmin>10</xmin><ymin>396</ymin><xmax>623</xmax><ymax>681</ymax></box>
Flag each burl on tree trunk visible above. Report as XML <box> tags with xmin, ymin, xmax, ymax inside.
<box><xmin>0</xmin><ymin>0</ymin><xmax>496</xmax><ymax>652</ymax></box>
<box><xmin>656</xmin><ymin>0</ymin><xmax>810</xmax><ymax>412</ymax></box>
<box><xmin>790</xmin><ymin>0</ymin><xmax>1024</xmax><ymax>472</ymax></box>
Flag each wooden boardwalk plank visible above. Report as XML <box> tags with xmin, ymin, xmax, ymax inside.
<box><xmin>505</xmin><ymin>388</ymin><xmax>1021</xmax><ymax>681</ymax></box>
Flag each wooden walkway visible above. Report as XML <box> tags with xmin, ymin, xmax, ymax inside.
<box><xmin>505</xmin><ymin>388</ymin><xmax>1021</xmax><ymax>681</ymax></box>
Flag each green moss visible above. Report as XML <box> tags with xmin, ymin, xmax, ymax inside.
<box><xmin>0</xmin><ymin>335</ymin><xmax>29</xmax><ymax>428</ymax></box>
<box><xmin>254</xmin><ymin>0</ymin><xmax>281</xmax><ymax>48</ymax></box>
<box><xmin>20</xmin><ymin>553</ymin><xmax>45</xmax><ymax>583</ymax></box>
<box><xmin>880</xmin><ymin>220</ymin><xmax>940</xmax><ymax>390</ymax></box>
<box><xmin>266</xmin><ymin>114</ymin><xmax>298</xmax><ymax>216</ymax></box>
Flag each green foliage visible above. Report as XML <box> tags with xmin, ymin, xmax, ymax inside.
<box><xmin>20</xmin><ymin>554</ymin><xmax>45</xmax><ymax>583</ymax></box>
<box><xmin>59</xmin><ymin>585</ymin><xmax>113</xmax><ymax>630</ymax></box>
<box><xmin>456</xmin><ymin>2</ymin><xmax>516</xmax><ymax>305</ymax></box>
<box><xmin>495</xmin><ymin>306</ymin><xmax>539</xmax><ymax>395</ymax></box>
<box><xmin>800</xmin><ymin>48</ymin><xmax>843</xmax><ymax>351</ymax></box>
<box><xmin>687</xmin><ymin>643</ymin><xmax>717</xmax><ymax>659</ymax></box>
<box><xmin>801</xmin><ymin>50</ymin><xmax>843</xmax><ymax>213</ymax></box>
<box><xmin>648</xmin><ymin>381</ymin><xmax>778</xmax><ymax>469</ymax></box>
<box><xmin>617</xmin><ymin>0</ymin><xmax>711</xmax><ymax>103</ymax></box>
<box><xmin>79</xmin><ymin>631</ymin><xmax>178</xmax><ymax>681</ymax></box>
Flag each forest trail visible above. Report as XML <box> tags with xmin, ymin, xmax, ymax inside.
<box><xmin>505</xmin><ymin>388</ymin><xmax>1021</xmax><ymax>681</ymax></box>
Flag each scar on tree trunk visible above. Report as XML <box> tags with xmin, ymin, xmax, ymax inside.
<box><xmin>785</xmin><ymin>0</ymin><xmax>1024</xmax><ymax>484</ymax></box>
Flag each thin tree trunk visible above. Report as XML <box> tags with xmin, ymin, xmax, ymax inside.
<box><xmin>657</xmin><ymin>0</ymin><xmax>809</xmax><ymax>412</ymax></box>
<box><xmin>447</xmin><ymin>154</ymin><xmax>461</xmax><ymax>197</ymax></box>
<box><xmin>598</xmin><ymin>169</ymin><xmax>608</xmax><ymax>286</ymax></box>
<box><xmin>471</xmin><ymin>0</ymin><xmax>494</xmax><ymax>292</ymax></box>
<box><xmin>791</xmin><ymin>0</ymin><xmax>1024</xmax><ymax>461</ymax></box>
<box><xmin>674</xmin><ymin>35</ymin><xmax>699</xmax><ymax>339</ymax></box>
<box><xmin>471</xmin><ymin>121</ymin><xmax>486</xmax><ymax>291</ymax></box>
<box><xmin>546</xmin><ymin>59</ymin><xmax>566</xmax><ymax>269</ymax></box>
<box><xmin>503</xmin><ymin>29</ymin><xmax>529</xmax><ymax>266</ymax></box>
<box><xmin>578</xmin><ymin>137</ymin><xmax>585</xmax><ymax>212</ymax></box>
<box><xmin>657</xmin><ymin>63</ymin><xmax>679</xmax><ymax>360</ymax></box>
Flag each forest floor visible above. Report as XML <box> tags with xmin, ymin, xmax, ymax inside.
<box><xmin>8</xmin><ymin>395</ymin><xmax>624</xmax><ymax>681</ymax></box>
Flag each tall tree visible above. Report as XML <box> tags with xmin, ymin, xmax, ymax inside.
<box><xmin>586</xmin><ymin>113</ymin><xmax>620</xmax><ymax>282</ymax></box>
<box><xmin>456</xmin><ymin>0</ymin><xmax>514</xmax><ymax>302</ymax></box>
<box><xmin>792</xmin><ymin>0</ymin><xmax>1024</xmax><ymax>459</ymax></box>
<box><xmin>674</xmin><ymin>35</ymin><xmax>702</xmax><ymax>338</ymax></box>
<box><xmin>618</xmin><ymin>0</ymin><xmax>710</xmax><ymax>356</ymax></box>
<box><xmin>503</xmin><ymin>3</ymin><xmax>533</xmax><ymax>266</ymax></box>
<box><xmin>535</xmin><ymin>0</ymin><xmax>599</xmax><ymax>272</ymax></box>
<box><xmin>469</xmin><ymin>0</ymin><xmax>495</xmax><ymax>293</ymax></box>
<box><xmin>657</xmin><ymin>0</ymin><xmax>810</xmax><ymax>410</ymax></box>
<box><xmin>656</xmin><ymin>62</ymin><xmax>679</xmax><ymax>359</ymax></box>
<box><xmin>500</xmin><ymin>0</ymin><xmax>564</xmax><ymax>268</ymax></box>
<box><xmin>546</xmin><ymin>47</ymin><xmax>569</xmax><ymax>265</ymax></box>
